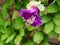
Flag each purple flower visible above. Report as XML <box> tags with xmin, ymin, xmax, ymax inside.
<box><xmin>20</xmin><ymin>6</ymin><xmax>43</xmax><ymax>26</ymax></box>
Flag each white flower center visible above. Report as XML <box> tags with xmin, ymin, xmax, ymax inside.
<box><xmin>26</xmin><ymin>15</ymin><xmax>36</xmax><ymax>24</ymax></box>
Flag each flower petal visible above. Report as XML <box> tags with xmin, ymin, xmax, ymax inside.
<box><xmin>20</xmin><ymin>9</ymin><xmax>32</xmax><ymax>20</ymax></box>
<box><xmin>31</xmin><ymin>16</ymin><xmax>43</xmax><ymax>26</ymax></box>
<box><xmin>38</xmin><ymin>4</ymin><xmax>45</xmax><ymax>11</ymax></box>
<box><xmin>20</xmin><ymin>6</ymin><xmax>43</xmax><ymax>26</ymax></box>
<box><xmin>30</xmin><ymin>6</ymin><xmax>40</xmax><ymax>16</ymax></box>
<box><xmin>26</xmin><ymin>1</ymin><xmax>39</xmax><ymax>9</ymax></box>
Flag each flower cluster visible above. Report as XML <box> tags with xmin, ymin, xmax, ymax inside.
<box><xmin>20</xmin><ymin>1</ymin><xmax>45</xmax><ymax>26</ymax></box>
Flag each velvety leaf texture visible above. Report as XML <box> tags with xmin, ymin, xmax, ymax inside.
<box><xmin>0</xmin><ymin>0</ymin><xmax>60</xmax><ymax>45</ymax></box>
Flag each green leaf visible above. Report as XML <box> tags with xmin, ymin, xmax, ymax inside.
<box><xmin>20</xmin><ymin>29</ymin><xmax>25</xmax><ymax>36</ymax></box>
<box><xmin>0</xmin><ymin>41</ymin><xmax>4</xmax><ymax>45</ymax></box>
<box><xmin>54</xmin><ymin>25</ymin><xmax>60</xmax><ymax>34</ymax></box>
<box><xmin>42</xmin><ymin>15</ymin><xmax>51</xmax><ymax>23</ymax></box>
<box><xmin>26</xmin><ymin>23</ymin><xmax>38</xmax><ymax>31</ymax></box>
<box><xmin>25</xmin><ymin>40</ymin><xmax>34</xmax><ymax>45</ymax></box>
<box><xmin>5</xmin><ymin>33</ymin><xmax>16</xmax><ymax>43</ymax></box>
<box><xmin>15</xmin><ymin>0</ymin><xmax>22</xmax><ymax>10</ymax></box>
<box><xmin>58</xmin><ymin>35</ymin><xmax>60</xmax><ymax>41</ymax></box>
<box><xmin>2</xmin><ymin>0</ymin><xmax>14</xmax><ymax>9</ymax></box>
<box><xmin>0</xmin><ymin>12</ymin><xmax>3</xmax><ymax>19</ymax></box>
<box><xmin>13</xmin><ymin>17</ymin><xmax>24</xmax><ymax>29</ymax></box>
<box><xmin>0</xmin><ymin>19</ymin><xmax>5</xmax><ymax>26</ymax></box>
<box><xmin>40</xmin><ymin>0</ymin><xmax>48</xmax><ymax>5</ymax></box>
<box><xmin>1</xmin><ymin>31</ymin><xmax>11</xmax><ymax>41</ymax></box>
<box><xmin>53</xmin><ymin>18</ymin><xmax>60</xmax><ymax>25</ymax></box>
<box><xmin>2</xmin><ymin>0</ymin><xmax>14</xmax><ymax>19</ymax></box>
<box><xmin>0</xmin><ymin>26</ymin><xmax>6</xmax><ymax>33</ymax></box>
<box><xmin>47</xmin><ymin>4</ymin><xmax>58</xmax><ymax>13</ymax></box>
<box><xmin>42</xmin><ymin>42</ymin><xmax>50</xmax><ymax>45</ymax></box>
<box><xmin>43</xmin><ymin>36</ymin><xmax>48</xmax><ymax>42</ymax></box>
<box><xmin>14</xmin><ymin>34</ymin><xmax>22</xmax><ymax>45</ymax></box>
<box><xmin>33</xmin><ymin>31</ymin><xmax>44</xmax><ymax>44</ymax></box>
<box><xmin>54</xmin><ymin>13</ymin><xmax>60</xmax><ymax>18</ymax></box>
<box><xmin>48</xmin><ymin>31</ymin><xmax>57</xmax><ymax>38</ymax></box>
<box><xmin>23</xmin><ymin>0</ymin><xmax>29</xmax><ymax>8</ymax></box>
<box><xmin>44</xmin><ymin>21</ymin><xmax>54</xmax><ymax>34</ymax></box>
<box><xmin>57</xmin><ymin>0</ymin><xmax>60</xmax><ymax>6</ymax></box>
<box><xmin>2</xmin><ymin>2</ymin><xmax>10</xmax><ymax>9</ymax></box>
<box><xmin>12</xmin><ymin>11</ymin><xmax>19</xmax><ymax>20</ymax></box>
<box><xmin>4</xmin><ymin>20</ymin><xmax>10</xmax><ymax>28</ymax></box>
<box><xmin>2</xmin><ymin>9</ymin><xmax>9</xmax><ymax>19</ymax></box>
<box><xmin>9</xmin><ymin>41</ymin><xmax>15</xmax><ymax>45</ymax></box>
